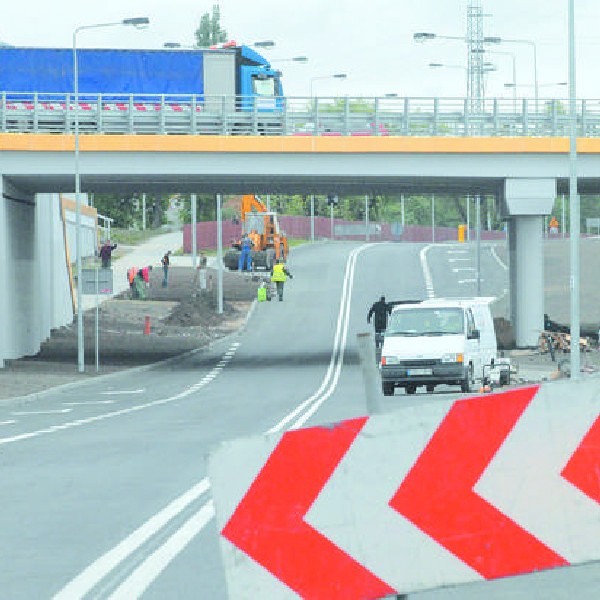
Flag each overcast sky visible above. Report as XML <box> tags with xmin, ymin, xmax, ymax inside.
<box><xmin>2</xmin><ymin>0</ymin><xmax>599</xmax><ymax>99</ymax></box>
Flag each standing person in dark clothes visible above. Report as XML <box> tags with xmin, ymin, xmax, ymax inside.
<box><xmin>367</xmin><ymin>296</ymin><xmax>392</xmax><ymax>349</ymax></box>
<box><xmin>99</xmin><ymin>240</ymin><xmax>117</xmax><ymax>268</ymax></box>
<box><xmin>161</xmin><ymin>251</ymin><xmax>172</xmax><ymax>288</ymax></box>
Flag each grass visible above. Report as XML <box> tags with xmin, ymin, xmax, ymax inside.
<box><xmin>109</xmin><ymin>228</ymin><xmax>169</xmax><ymax>246</ymax></box>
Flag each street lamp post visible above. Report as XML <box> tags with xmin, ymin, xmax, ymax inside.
<box><xmin>429</xmin><ymin>62</ymin><xmax>495</xmax><ymax>100</ymax></box>
<box><xmin>270</xmin><ymin>56</ymin><xmax>308</xmax><ymax>64</ymax></box>
<box><xmin>484</xmin><ymin>37</ymin><xmax>538</xmax><ymax>112</ymax></box>
<box><xmin>487</xmin><ymin>50</ymin><xmax>517</xmax><ymax>110</ymax></box>
<box><xmin>309</xmin><ymin>73</ymin><xmax>347</xmax><ymax>97</ymax></box>
<box><xmin>73</xmin><ymin>16</ymin><xmax>149</xmax><ymax>373</ymax></box>
<box><xmin>568</xmin><ymin>0</ymin><xmax>580</xmax><ymax>379</ymax></box>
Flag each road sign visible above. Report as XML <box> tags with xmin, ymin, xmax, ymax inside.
<box><xmin>81</xmin><ymin>268</ymin><xmax>113</xmax><ymax>295</ymax></box>
<box><xmin>209</xmin><ymin>381</ymin><xmax>600</xmax><ymax>599</ymax></box>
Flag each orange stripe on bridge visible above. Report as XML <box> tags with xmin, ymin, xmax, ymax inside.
<box><xmin>1</xmin><ymin>134</ymin><xmax>599</xmax><ymax>154</ymax></box>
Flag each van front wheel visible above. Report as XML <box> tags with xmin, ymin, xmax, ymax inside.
<box><xmin>460</xmin><ymin>365</ymin><xmax>473</xmax><ymax>393</ymax></box>
<box><xmin>382</xmin><ymin>382</ymin><xmax>395</xmax><ymax>396</ymax></box>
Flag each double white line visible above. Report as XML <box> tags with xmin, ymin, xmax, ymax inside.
<box><xmin>54</xmin><ymin>244</ymin><xmax>370</xmax><ymax>600</ymax></box>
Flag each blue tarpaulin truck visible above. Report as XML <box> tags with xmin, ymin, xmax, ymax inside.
<box><xmin>0</xmin><ymin>44</ymin><xmax>283</xmax><ymax>133</ymax></box>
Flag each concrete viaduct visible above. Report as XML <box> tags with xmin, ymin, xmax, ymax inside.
<box><xmin>2</xmin><ymin>133</ymin><xmax>599</xmax><ymax>364</ymax></box>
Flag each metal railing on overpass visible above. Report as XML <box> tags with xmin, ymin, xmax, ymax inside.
<box><xmin>2</xmin><ymin>92</ymin><xmax>600</xmax><ymax>137</ymax></box>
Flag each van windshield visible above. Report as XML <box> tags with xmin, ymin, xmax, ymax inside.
<box><xmin>386</xmin><ymin>307</ymin><xmax>464</xmax><ymax>336</ymax></box>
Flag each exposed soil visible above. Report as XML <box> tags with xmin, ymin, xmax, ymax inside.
<box><xmin>0</xmin><ymin>267</ymin><xmax>259</xmax><ymax>400</ymax></box>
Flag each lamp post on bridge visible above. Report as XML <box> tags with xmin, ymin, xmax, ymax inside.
<box><xmin>73</xmin><ymin>16</ymin><xmax>149</xmax><ymax>373</ymax></box>
<box><xmin>484</xmin><ymin>36</ymin><xmax>538</xmax><ymax>113</ymax></box>
<box><xmin>309</xmin><ymin>73</ymin><xmax>347</xmax><ymax>97</ymax></box>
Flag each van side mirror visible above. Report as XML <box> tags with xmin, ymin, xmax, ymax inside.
<box><xmin>469</xmin><ymin>329</ymin><xmax>480</xmax><ymax>340</ymax></box>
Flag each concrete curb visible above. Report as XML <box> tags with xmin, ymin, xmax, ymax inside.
<box><xmin>1</xmin><ymin>299</ymin><xmax>258</xmax><ymax>407</ymax></box>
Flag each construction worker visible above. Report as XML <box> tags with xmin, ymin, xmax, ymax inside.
<box><xmin>161</xmin><ymin>251</ymin><xmax>172</xmax><ymax>288</ymax></box>
<box><xmin>273</xmin><ymin>233</ymin><xmax>282</xmax><ymax>261</ymax></box>
<box><xmin>134</xmin><ymin>265</ymin><xmax>153</xmax><ymax>300</ymax></box>
<box><xmin>127</xmin><ymin>266</ymin><xmax>138</xmax><ymax>298</ymax></box>
<box><xmin>367</xmin><ymin>296</ymin><xmax>392</xmax><ymax>349</ymax></box>
<box><xmin>270</xmin><ymin>258</ymin><xmax>293</xmax><ymax>302</ymax></box>
<box><xmin>238</xmin><ymin>233</ymin><xmax>253</xmax><ymax>272</ymax></box>
<box><xmin>249</xmin><ymin>229</ymin><xmax>260</xmax><ymax>250</ymax></box>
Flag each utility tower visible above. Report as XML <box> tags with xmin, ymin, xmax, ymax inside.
<box><xmin>467</xmin><ymin>0</ymin><xmax>485</xmax><ymax>113</ymax></box>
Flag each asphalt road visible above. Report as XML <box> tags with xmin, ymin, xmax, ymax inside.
<box><xmin>0</xmin><ymin>240</ymin><xmax>597</xmax><ymax>599</ymax></box>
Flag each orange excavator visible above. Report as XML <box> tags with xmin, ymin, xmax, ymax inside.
<box><xmin>224</xmin><ymin>195</ymin><xmax>289</xmax><ymax>270</ymax></box>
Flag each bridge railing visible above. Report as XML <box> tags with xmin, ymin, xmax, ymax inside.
<box><xmin>1</xmin><ymin>92</ymin><xmax>599</xmax><ymax>137</ymax></box>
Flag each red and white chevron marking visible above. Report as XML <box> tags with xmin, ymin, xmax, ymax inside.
<box><xmin>210</xmin><ymin>381</ymin><xmax>599</xmax><ymax>599</ymax></box>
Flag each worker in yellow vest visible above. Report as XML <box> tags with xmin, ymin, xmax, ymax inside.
<box><xmin>270</xmin><ymin>259</ymin><xmax>293</xmax><ymax>302</ymax></box>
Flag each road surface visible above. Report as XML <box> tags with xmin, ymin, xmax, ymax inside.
<box><xmin>0</xmin><ymin>240</ymin><xmax>596</xmax><ymax>599</ymax></box>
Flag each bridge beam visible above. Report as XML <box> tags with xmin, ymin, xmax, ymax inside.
<box><xmin>503</xmin><ymin>178</ymin><xmax>556</xmax><ymax>347</ymax></box>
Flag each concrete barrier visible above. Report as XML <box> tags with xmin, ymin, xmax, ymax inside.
<box><xmin>209</xmin><ymin>379</ymin><xmax>599</xmax><ymax>599</ymax></box>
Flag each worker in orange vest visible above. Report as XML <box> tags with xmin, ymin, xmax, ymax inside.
<box><xmin>127</xmin><ymin>266</ymin><xmax>137</xmax><ymax>298</ymax></box>
<box><xmin>274</xmin><ymin>233</ymin><xmax>281</xmax><ymax>261</ymax></box>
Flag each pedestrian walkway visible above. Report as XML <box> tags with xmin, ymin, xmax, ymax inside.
<box><xmin>81</xmin><ymin>231</ymin><xmax>221</xmax><ymax>311</ymax></box>
<box><xmin>81</xmin><ymin>231</ymin><xmax>182</xmax><ymax>311</ymax></box>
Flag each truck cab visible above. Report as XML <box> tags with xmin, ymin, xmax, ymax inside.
<box><xmin>380</xmin><ymin>298</ymin><xmax>497</xmax><ymax>396</ymax></box>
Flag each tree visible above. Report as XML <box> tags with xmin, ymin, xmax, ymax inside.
<box><xmin>195</xmin><ymin>4</ymin><xmax>227</xmax><ymax>48</ymax></box>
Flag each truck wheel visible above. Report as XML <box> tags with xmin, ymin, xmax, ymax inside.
<box><xmin>406</xmin><ymin>385</ymin><xmax>417</xmax><ymax>395</ymax></box>
<box><xmin>382</xmin><ymin>383</ymin><xmax>395</xmax><ymax>396</ymax></box>
<box><xmin>426</xmin><ymin>384</ymin><xmax>435</xmax><ymax>393</ymax></box>
<box><xmin>460</xmin><ymin>365</ymin><xmax>473</xmax><ymax>393</ymax></box>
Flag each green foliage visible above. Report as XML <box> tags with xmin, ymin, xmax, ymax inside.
<box><xmin>195</xmin><ymin>4</ymin><xmax>227</xmax><ymax>48</ymax></box>
<box><xmin>92</xmin><ymin>194</ymin><xmax>169</xmax><ymax>230</ymax></box>
<box><xmin>549</xmin><ymin>195</ymin><xmax>600</xmax><ymax>229</ymax></box>
<box><xmin>180</xmin><ymin>195</ymin><xmax>236</xmax><ymax>223</ymax></box>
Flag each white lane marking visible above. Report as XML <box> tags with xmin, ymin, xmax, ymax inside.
<box><xmin>419</xmin><ymin>245</ymin><xmax>435</xmax><ymax>299</ymax></box>
<box><xmin>100</xmin><ymin>389</ymin><xmax>146</xmax><ymax>396</ymax></box>
<box><xmin>289</xmin><ymin>245</ymin><xmax>368</xmax><ymax>431</ymax></box>
<box><xmin>63</xmin><ymin>401</ymin><xmax>115</xmax><ymax>406</ymax></box>
<box><xmin>12</xmin><ymin>409</ymin><xmax>72</xmax><ymax>416</ymax></box>
<box><xmin>0</xmin><ymin>420</ymin><xmax>16</xmax><ymax>426</ymax></box>
<box><xmin>449</xmin><ymin>258</ymin><xmax>471</xmax><ymax>263</ymax></box>
<box><xmin>447</xmin><ymin>250</ymin><xmax>468</xmax><ymax>254</ymax></box>
<box><xmin>1</xmin><ymin>354</ymin><xmax>238</xmax><ymax>447</ymax></box>
<box><xmin>52</xmin><ymin>479</ymin><xmax>211</xmax><ymax>600</ymax></box>
<box><xmin>107</xmin><ymin>502</ymin><xmax>216</xmax><ymax>600</ymax></box>
<box><xmin>492</xmin><ymin>288</ymin><xmax>510</xmax><ymax>306</ymax></box>
<box><xmin>63</xmin><ymin>244</ymin><xmax>372</xmax><ymax>599</ymax></box>
<box><xmin>452</xmin><ymin>268</ymin><xmax>475</xmax><ymax>273</ymax></box>
<box><xmin>268</xmin><ymin>244</ymin><xmax>371</xmax><ymax>433</ymax></box>
<box><xmin>458</xmin><ymin>278</ymin><xmax>484</xmax><ymax>284</ymax></box>
<box><xmin>490</xmin><ymin>245</ymin><xmax>509</xmax><ymax>271</ymax></box>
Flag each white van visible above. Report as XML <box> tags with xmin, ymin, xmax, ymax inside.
<box><xmin>380</xmin><ymin>297</ymin><xmax>497</xmax><ymax>396</ymax></box>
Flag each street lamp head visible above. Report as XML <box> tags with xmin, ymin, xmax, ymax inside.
<box><xmin>333</xmin><ymin>73</ymin><xmax>347</xmax><ymax>79</ymax></box>
<box><xmin>163</xmin><ymin>42</ymin><xmax>181</xmax><ymax>49</ymax></box>
<box><xmin>254</xmin><ymin>40</ymin><xmax>275</xmax><ymax>48</ymax></box>
<box><xmin>484</xmin><ymin>36</ymin><xmax>502</xmax><ymax>44</ymax></box>
<box><xmin>384</xmin><ymin>93</ymin><xmax>398</xmax><ymax>97</ymax></box>
<box><xmin>429</xmin><ymin>62</ymin><xmax>444</xmax><ymax>68</ymax></box>
<box><xmin>414</xmin><ymin>32</ymin><xmax>436</xmax><ymax>42</ymax></box>
<box><xmin>504</xmin><ymin>83</ymin><xmax>516</xmax><ymax>88</ymax></box>
<box><xmin>293</xmin><ymin>56</ymin><xmax>308</xmax><ymax>63</ymax></box>
<box><xmin>122</xmin><ymin>17</ymin><xmax>150</xmax><ymax>29</ymax></box>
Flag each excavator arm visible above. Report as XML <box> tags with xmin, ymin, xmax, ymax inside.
<box><xmin>240</xmin><ymin>195</ymin><xmax>267</xmax><ymax>222</ymax></box>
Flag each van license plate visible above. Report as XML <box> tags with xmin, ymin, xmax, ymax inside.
<box><xmin>407</xmin><ymin>368</ymin><xmax>432</xmax><ymax>376</ymax></box>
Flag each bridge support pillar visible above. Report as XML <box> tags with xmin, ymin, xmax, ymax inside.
<box><xmin>503</xmin><ymin>178</ymin><xmax>555</xmax><ymax>348</ymax></box>
<box><xmin>0</xmin><ymin>177</ymin><xmax>71</xmax><ymax>368</ymax></box>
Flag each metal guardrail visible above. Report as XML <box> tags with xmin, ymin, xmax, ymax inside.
<box><xmin>2</xmin><ymin>92</ymin><xmax>600</xmax><ymax>137</ymax></box>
